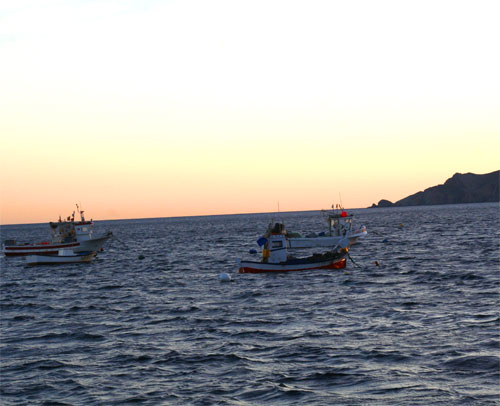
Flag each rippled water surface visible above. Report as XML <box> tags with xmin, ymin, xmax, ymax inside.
<box><xmin>1</xmin><ymin>203</ymin><xmax>499</xmax><ymax>405</ymax></box>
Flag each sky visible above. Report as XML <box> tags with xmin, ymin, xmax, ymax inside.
<box><xmin>0</xmin><ymin>0</ymin><xmax>499</xmax><ymax>225</ymax></box>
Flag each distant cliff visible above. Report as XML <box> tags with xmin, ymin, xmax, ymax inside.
<box><xmin>370</xmin><ymin>171</ymin><xmax>499</xmax><ymax>208</ymax></box>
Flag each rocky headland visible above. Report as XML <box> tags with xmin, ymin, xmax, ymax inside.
<box><xmin>370</xmin><ymin>170</ymin><xmax>499</xmax><ymax>208</ymax></box>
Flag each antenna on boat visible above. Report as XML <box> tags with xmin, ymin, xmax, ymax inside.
<box><xmin>76</xmin><ymin>202</ymin><xmax>85</xmax><ymax>221</ymax></box>
<box><xmin>339</xmin><ymin>193</ymin><xmax>343</xmax><ymax>209</ymax></box>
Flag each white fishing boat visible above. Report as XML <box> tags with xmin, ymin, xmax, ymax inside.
<box><xmin>3</xmin><ymin>205</ymin><xmax>112</xmax><ymax>257</ymax></box>
<box><xmin>286</xmin><ymin>205</ymin><xmax>367</xmax><ymax>249</ymax></box>
<box><xmin>25</xmin><ymin>249</ymin><xmax>97</xmax><ymax>265</ymax></box>
<box><xmin>238</xmin><ymin>222</ymin><xmax>348</xmax><ymax>273</ymax></box>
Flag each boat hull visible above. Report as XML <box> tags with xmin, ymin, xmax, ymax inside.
<box><xmin>287</xmin><ymin>230</ymin><xmax>367</xmax><ymax>249</ymax></box>
<box><xmin>25</xmin><ymin>251</ymin><xmax>97</xmax><ymax>265</ymax></box>
<box><xmin>74</xmin><ymin>234</ymin><xmax>111</xmax><ymax>253</ymax></box>
<box><xmin>239</xmin><ymin>256</ymin><xmax>347</xmax><ymax>273</ymax></box>
<box><xmin>3</xmin><ymin>233</ymin><xmax>111</xmax><ymax>257</ymax></box>
<box><xmin>3</xmin><ymin>242</ymin><xmax>80</xmax><ymax>256</ymax></box>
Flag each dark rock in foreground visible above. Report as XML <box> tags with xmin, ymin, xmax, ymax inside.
<box><xmin>370</xmin><ymin>170</ymin><xmax>499</xmax><ymax>208</ymax></box>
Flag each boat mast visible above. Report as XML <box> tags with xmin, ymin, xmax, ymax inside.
<box><xmin>76</xmin><ymin>203</ymin><xmax>85</xmax><ymax>222</ymax></box>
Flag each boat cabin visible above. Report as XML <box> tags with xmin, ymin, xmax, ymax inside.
<box><xmin>263</xmin><ymin>223</ymin><xmax>288</xmax><ymax>263</ymax></box>
<box><xmin>328</xmin><ymin>212</ymin><xmax>353</xmax><ymax>237</ymax></box>
<box><xmin>74</xmin><ymin>221</ymin><xmax>94</xmax><ymax>241</ymax></box>
<box><xmin>49</xmin><ymin>208</ymin><xmax>94</xmax><ymax>243</ymax></box>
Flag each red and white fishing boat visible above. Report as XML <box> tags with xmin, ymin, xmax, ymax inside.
<box><xmin>2</xmin><ymin>205</ymin><xmax>112</xmax><ymax>257</ymax></box>
<box><xmin>286</xmin><ymin>205</ymin><xmax>367</xmax><ymax>249</ymax></box>
<box><xmin>238</xmin><ymin>222</ymin><xmax>348</xmax><ymax>273</ymax></box>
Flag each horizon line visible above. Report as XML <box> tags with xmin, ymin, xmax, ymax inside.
<box><xmin>0</xmin><ymin>206</ymin><xmax>362</xmax><ymax>227</ymax></box>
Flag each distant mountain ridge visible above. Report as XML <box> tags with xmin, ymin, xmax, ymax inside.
<box><xmin>370</xmin><ymin>171</ymin><xmax>499</xmax><ymax>208</ymax></box>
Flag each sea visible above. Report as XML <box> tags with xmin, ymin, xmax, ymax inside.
<box><xmin>1</xmin><ymin>203</ymin><xmax>499</xmax><ymax>405</ymax></box>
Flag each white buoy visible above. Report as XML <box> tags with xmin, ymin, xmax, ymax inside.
<box><xmin>219</xmin><ymin>272</ymin><xmax>232</xmax><ymax>282</ymax></box>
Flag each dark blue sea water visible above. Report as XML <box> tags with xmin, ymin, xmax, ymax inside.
<box><xmin>1</xmin><ymin>203</ymin><xmax>499</xmax><ymax>405</ymax></box>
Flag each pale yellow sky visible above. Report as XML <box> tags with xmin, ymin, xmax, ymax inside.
<box><xmin>1</xmin><ymin>0</ymin><xmax>499</xmax><ymax>224</ymax></box>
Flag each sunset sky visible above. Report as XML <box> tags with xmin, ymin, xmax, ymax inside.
<box><xmin>1</xmin><ymin>0</ymin><xmax>499</xmax><ymax>225</ymax></box>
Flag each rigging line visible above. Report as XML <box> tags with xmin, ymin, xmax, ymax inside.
<box><xmin>347</xmin><ymin>252</ymin><xmax>362</xmax><ymax>268</ymax></box>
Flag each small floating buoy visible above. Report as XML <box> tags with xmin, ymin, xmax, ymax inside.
<box><xmin>382</xmin><ymin>238</ymin><xmax>389</xmax><ymax>243</ymax></box>
<box><xmin>138</xmin><ymin>255</ymin><xmax>145</xmax><ymax>260</ymax></box>
<box><xmin>399</xmin><ymin>223</ymin><xmax>404</xmax><ymax>228</ymax></box>
<box><xmin>375</xmin><ymin>261</ymin><xmax>380</xmax><ymax>267</ymax></box>
<box><xmin>219</xmin><ymin>272</ymin><xmax>232</xmax><ymax>282</ymax></box>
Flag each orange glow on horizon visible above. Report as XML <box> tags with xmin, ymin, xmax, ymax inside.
<box><xmin>1</xmin><ymin>1</ymin><xmax>499</xmax><ymax>225</ymax></box>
